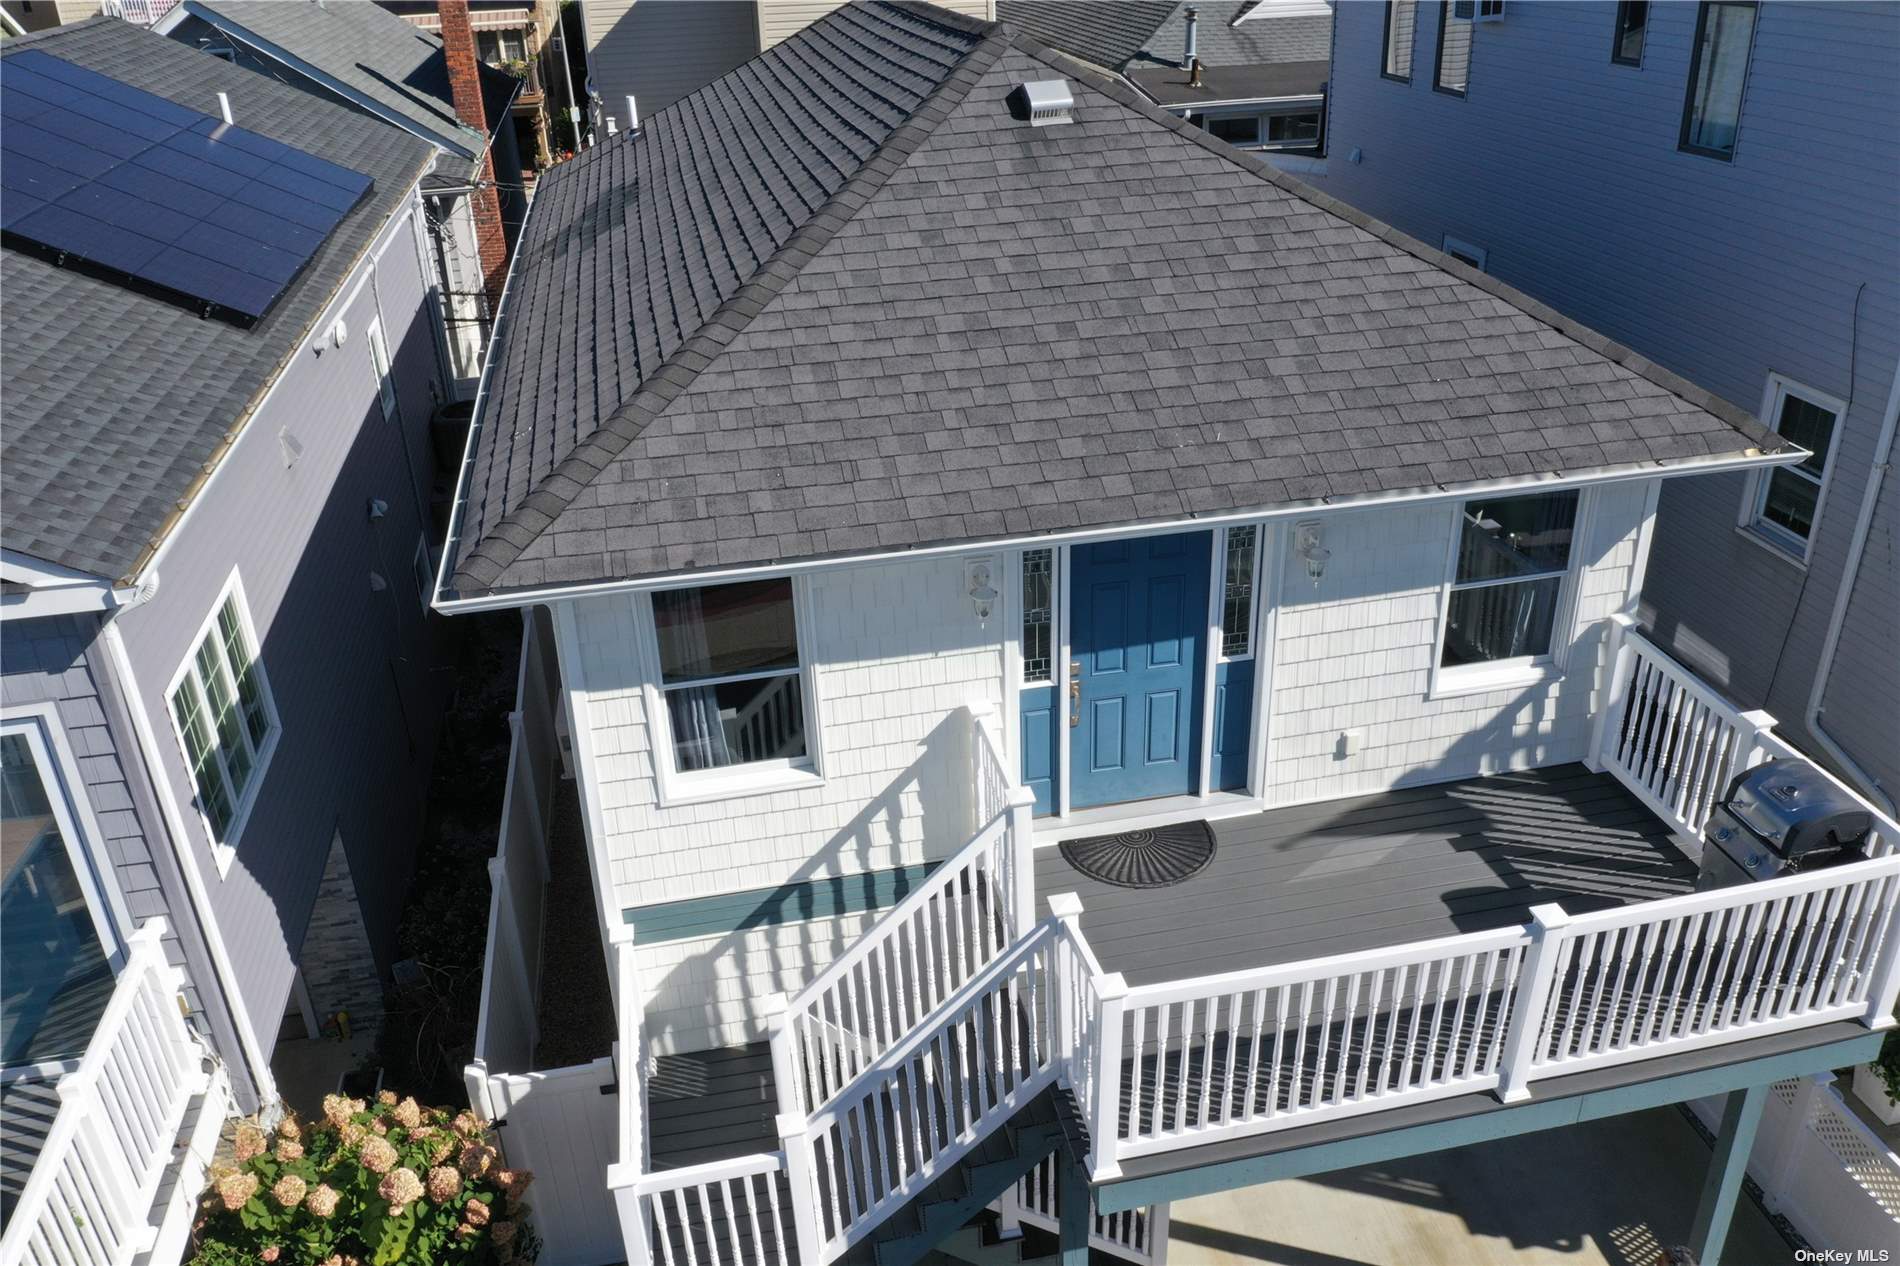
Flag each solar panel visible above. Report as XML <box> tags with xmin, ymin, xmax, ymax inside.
<box><xmin>0</xmin><ymin>50</ymin><xmax>374</xmax><ymax>328</ymax></box>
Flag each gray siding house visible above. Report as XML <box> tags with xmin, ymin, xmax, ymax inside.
<box><xmin>1307</xmin><ymin>0</ymin><xmax>1900</xmax><ymax>811</ymax></box>
<box><xmin>2</xmin><ymin>14</ymin><xmax>446</xmax><ymax>1199</ymax></box>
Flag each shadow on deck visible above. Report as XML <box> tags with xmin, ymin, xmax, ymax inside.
<box><xmin>1039</xmin><ymin>765</ymin><xmax>1698</xmax><ymax>986</ymax></box>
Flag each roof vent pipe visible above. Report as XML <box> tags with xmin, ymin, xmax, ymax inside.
<box><xmin>625</xmin><ymin>94</ymin><xmax>639</xmax><ymax>133</ymax></box>
<box><xmin>1189</xmin><ymin>57</ymin><xmax>1204</xmax><ymax>89</ymax></box>
<box><xmin>1182</xmin><ymin>5</ymin><xmax>1199</xmax><ymax>69</ymax></box>
<box><xmin>216</xmin><ymin>91</ymin><xmax>233</xmax><ymax>125</ymax></box>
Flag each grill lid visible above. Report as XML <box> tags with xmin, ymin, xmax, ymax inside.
<box><xmin>1722</xmin><ymin>758</ymin><xmax>1872</xmax><ymax>858</ymax></box>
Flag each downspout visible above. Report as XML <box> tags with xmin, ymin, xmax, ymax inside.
<box><xmin>1804</xmin><ymin>356</ymin><xmax>1900</xmax><ymax>816</ymax></box>
<box><xmin>99</xmin><ymin>582</ymin><xmax>280</xmax><ymax>1114</ymax></box>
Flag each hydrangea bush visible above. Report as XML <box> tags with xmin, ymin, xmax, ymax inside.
<box><xmin>188</xmin><ymin>1092</ymin><xmax>537</xmax><ymax>1266</ymax></box>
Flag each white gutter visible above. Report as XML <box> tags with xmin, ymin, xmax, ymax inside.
<box><xmin>1804</xmin><ymin>359</ymin><xmax>1900</xmax><ymax>816</ymax></box>
<box><xmin>433</xmin><ymin>445</ymin><xmax>1804</xmax><ymax>615</ymax></box>
<box><xmin>430</xmin><ymin>163</ymin><xmax>547</xmax><ymax>612</ymax></box>
<box><xmin>99</xmin><ymin>589</ymin><xmax>278</xmax><ymax>1112</ymax></box>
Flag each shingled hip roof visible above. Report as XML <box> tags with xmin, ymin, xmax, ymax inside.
<box><xmin>439</xmin><ymin>0</ymin><xmax>1786</xmax><ymax>604</ymax></box>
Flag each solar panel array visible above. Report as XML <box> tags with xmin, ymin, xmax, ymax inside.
<box><xmin>1</xmin><ymin>49</ymin><xmax>374</xmax><ymax>327</ymax></box>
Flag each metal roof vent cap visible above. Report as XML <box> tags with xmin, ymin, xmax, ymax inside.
<box><xmin>1015</xmin><ymin>79</ymin><xmax>1074</xmax><ymax>127</ymax></box>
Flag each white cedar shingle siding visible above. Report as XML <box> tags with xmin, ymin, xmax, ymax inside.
<box><xmin>636</xmin><ymin>912</ymin><xmax>880</xmax><ymax>1055</ymax></box>
<box><xmin>1315</xmin><ymin>0</ymin><xmax>1900</xmax><ymax>796</ymax></box>
<box><xmin>1265</xmin><ymin>482</ymin><xmax>1650</xmax><ymax>803</ymax></box>
<box><xmin>567</xmin><ymin>555</ymin><xmax>1006</xmax><ymax>915</ymax></box>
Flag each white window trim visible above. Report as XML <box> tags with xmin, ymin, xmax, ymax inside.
<box><xmin>367</xmin><ymin>317</ymin><xmax>396</xmax><ymax>422</ymax></box>
<box><xmin>163</xmin><ymin>570</ymin><xmax>281</xmax><ymax>873</ymax></box>
<box><xmin>635</xmin><ymin>575</ymin><xmax>826</xmax><ymax>809</ymax></box>
<box><xmin>1</xmin><ymin>704</ymin><xmax>132</xmax><ymax>1077</ymax></box>
<box><xmin>1216</xmin><ymin>524</ymin><xmax>1264</xmax><ymax>663</ymax></box>
<box><xmin>1442</xmin><ymin>235</ymin><xmax>1488</xmax><ymax>271</ymax></box>
<box><xmin>1735</xmin><ymin>373</ymin><xmax>1844</xmax><ymax>567</ymax></box>
<box><xmin>1428</xmin><ymin>490</ymin><xmax>1592</xmax><ymax>699</ymax></box>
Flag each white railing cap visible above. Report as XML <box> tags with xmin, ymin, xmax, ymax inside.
<box><xmin>1047</xmin><ymin>892</ymin><xmax>1085</xmax><ymax>919</ymax></box>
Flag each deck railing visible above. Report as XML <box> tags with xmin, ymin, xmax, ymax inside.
<box><xmin>629</xmin><ymin>1151</ymin><xmax>798</xmax><ymax>1266</ymax></box>
<box><xmin>770</xmin><ymin>703</ymin><xmax>1037</xmax><ymax>1113</ymax></box>
<box><xmin>1</xmin><ymin>920</ymin><xmax>210</xmax><ymax>1266</ymax></box>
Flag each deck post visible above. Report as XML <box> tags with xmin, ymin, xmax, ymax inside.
<box><xmin>1007</xmin><ymin>785</ymin><xmax>1040</xmax><ymax>938</ymax></box>
<box><xmin>1858</xmin><ymin>889</ymin><xmax>1900</xmax><ymax>1028</ymax></box>
<box><xmin>763</xmin><ymin>992</ymin><xmax>805</xmax><ymax>1115</ymax></box>
<box><xmin>1090</xmin><ymin>972</ymin><xmax>1128</xmax><ymax>1181</ymax></box>
<box><xmin>607</xmin><ymin>1167</ymin><xmax>652</xmax><ymax>1266</ymax></box>
<box><xmin>1584</xmin><ymin>612</ymin><xmax>1636</xmax><ymax>773</ymax></box>
<box><xmin>1688</xmin><ymin>1082</ymin><xmax>1768</xmax><ymax>1266</ymax></box>
<box><xmin>776</xmin><ymin>1111</ymin><xmax>825</xmax><ymax>1262</ymax></box>
<box><xmin>1494</xmin><ymin>903</ymin><xmax>1572</xmax><ymax>1102</ymax></box>
<box><xmin>1058</xmin><ymin>1147</ymin><xmax>1092</xmax><ymax>1266</ymax></box>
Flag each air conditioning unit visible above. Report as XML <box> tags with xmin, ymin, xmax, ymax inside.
<box><xmin>1452</xmin><ymin>0</ymin><xmax>1506</xmax><ymax>20</ymax></box>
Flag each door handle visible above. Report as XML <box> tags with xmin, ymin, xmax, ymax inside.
<box><xmin>1069</xmin><ymin>661</ymin><xmax>1082</xmax><ymax>728</ymax></box>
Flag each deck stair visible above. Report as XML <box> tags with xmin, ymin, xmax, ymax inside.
<box><xmin>844</xmin><ymin>1087</ymin><xmax>1078</xmax><ymax>1266</ymax></box>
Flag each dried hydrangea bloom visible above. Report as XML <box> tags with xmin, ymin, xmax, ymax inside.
<box><xmin>429</xmin><ymin>1135</ymin><xmax>456</xmax><ymax>1165</ymax></box>
<box><xmin>261</xmin><ymin>1247</ymin><xmax>281</xmax><ymax>1263</ymax></box>
<box><xmin>321</xmin><ymin>1094</ymin><xmax>355</xmax><ymax>1128</ymax></box>
<box><xmin>339</xmin><ymin>1121</ymin><xmax>367</xmax><ymax>1148</ymax></box>
<box><xmin>233</xmin><ymin>1124</ymin><xmax>267</xmax><ymax>1163</ymax></box>
<box><xmin>379</xmin><ymin>1166</ymin><xmax>424</xmax><ymax>1209</ymax></box>
<box><xmin>359</xmin><ymin>1135</ymin><xmax>399</xmax><ymax>1175</ymax></box>
<box><xmin>490</xmin><ymin>1219</ymin><xmax>518</xmax><ymax>1245</ymax></box>
<box><xmin>276</xmin><ymin>1138</ymin><xmax>304</xmax><ymax>1162</ymax></box>
<box><xmin>276</xmin><ymin>1117</ymin><xmax>301</xmax><ymax>1141</ymax></box>
<box><xmin>216</xmin><ymin>1171</ymin><xmax>259</xmax><ymax>1212</ymax></box>
<box><xmin>455</xmin><ymin>1142</ymin><xmax>490</xmax><ymax>1178</ymax></box>
<box><xmin>425</xmin><ymin>1165</ymin><xmax>462</xmax><ymax>1204</ymax></box>
<box><xmin>305</xmin><ymin>1184</ymin><xmax>341</xmax><ymax>1218</ymax></box>
<box><xmin>462</xmin><ymin>1197</ymin><xmax>492</xmax><ymax>1227</ymax></box>
<box><xmin>377</xmin><ymin>1090</ymin><xmax>398</xmax><ymax>1106</ymax></box>
<box><xmin>391</xmin><ymin>1097</ymin><xmax>423</xmax><ymax>1129</ymax></box>
<box><xmin>451</xmin><ymin>1109</ymin><xmax>484</xmax><ymax>1138</ymax></box>
<box><xmin>271</xmin><ymin>1174</ymin><xmax>307</xmax><ymax>1209</ymax></box>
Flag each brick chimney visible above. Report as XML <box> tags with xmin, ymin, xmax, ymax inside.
<box><xmin>438</xmin><ymin>0</ymin><xmax>507</xmax><ymax>314</ymax></box>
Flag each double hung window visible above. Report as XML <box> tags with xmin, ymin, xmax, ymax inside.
<box><xmin>1743</xmin><ymin>377</ymin><xmax>1841</xmax><ymax>560</ymax></box>
<box><xmin>169</xmin><ymin>582</ymin><xmax>277</xmax><ymax>847</ymax></box>
<box><xmin>653</xmin><ymin>579</ymin><xmax>811</xmax><ymax>775</ymax></box>
<box><xmin>1440</xmin><ymin>491</ymin><xmax>1579</xmax><ymax>670</ymax></box>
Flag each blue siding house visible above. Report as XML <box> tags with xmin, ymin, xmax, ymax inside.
<box><xmin>1306</xmin><ymin>0</ymin><xmax>1900</xmax><ymax>813</ymax></box>
<box><xmin>1</xmin><ymin>17</ymin><xmax>449</xmax><ymax>1257</ymax></box>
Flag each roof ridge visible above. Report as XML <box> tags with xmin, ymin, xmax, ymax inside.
<box><xmin>1004</xmin><ymin>29</ymin><xmax>1784</xmax><ymax>455</ymax></box>
<box><xmin>448</xmin><ymin>16</ymin><xmax>1014</xmax><ymax>593</ymax></box>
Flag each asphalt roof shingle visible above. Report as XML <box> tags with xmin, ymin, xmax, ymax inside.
<box><xmin>0</xmin><ymin>17</ymin><xmax>434</xmax><ymax>582</ymax></box>
<box><xmin>443</xmin><ymin>2</ymin><xmax>1783</xmax><ymax>599</ymax></box>
<box><xmin>184</xmin><ymin>0</ymin><xmax>516</xmax><ymax>161</ymax></box>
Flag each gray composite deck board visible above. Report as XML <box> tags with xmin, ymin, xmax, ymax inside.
<box><xmin>1036</xmin><ymin>766</ymin><xmax>1698</xmax><ymax>987</ymax></box>
<box><xmin>649</xmin><ymin>1042</ymin><xmax>782</xmax><ymax>1170</ymax></box>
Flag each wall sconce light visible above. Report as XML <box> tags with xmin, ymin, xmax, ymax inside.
<box><xmin>965</xmin><ymin>558</ymin><xmax>998</xmax><ymax>624</ymax></box>
<box><xmin>1294</xmin><ymin>520</ymin><xmax>1330</xmax><ymax>587</ymax></box>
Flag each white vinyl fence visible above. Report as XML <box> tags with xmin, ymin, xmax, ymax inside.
<box><xmin>464</xmin><ymin>610</ymin><xmax>625</xmax><ymax>1266</ymax></box>
<box><xmin>1689</xmin><ymin>1075</ymin><xmax>1900</xmax><ymax>1254</ymax></box>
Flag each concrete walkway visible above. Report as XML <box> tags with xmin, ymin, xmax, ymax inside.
<box><xmin>1166</xmin><ymin>1106</ymin><xmax>1794</xmax><ymax>1266</ymax></box>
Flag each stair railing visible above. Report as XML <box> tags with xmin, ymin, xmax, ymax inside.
<box><xmin>770</xmin><ymin>703</ymin><xmax>1037</xmax><ymax>1114</ymax></box>
<box><xmin>790</xmin><ymin>917</ymin><xmax>1070</xmax><ymax>1260</ymax></box>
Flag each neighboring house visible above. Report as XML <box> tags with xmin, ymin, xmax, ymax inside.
<box><xmin>577</xmin><ymin>0</ymin><xmax>994</xmax><ymax>122</ymax></box>
<box><xmin>432</xmin><ymin>5</ymin><xmax>1900</xmax><ymax>1265</ymax></box>
<box><xmin>382</xmin><ymin>0</ymin><xmax>587</xmax><ymax>170</ymax></box>
<box><xmin>1304</xmin><ymin>0</ymin><xmax>1900</xmax><ymax>814</ymax></box>
<box><xmin>157</xmin><ymin>0</ymin><xmax>528</xmax><ymax>399</ymax></box>
<box><xmin>0</xmin><ymin>0</ymin><xmax>178</xmax><ymax>31</ymax></box>
<box><xmin>1</xmin><ymin>15</ymin><xmax>447</xmax><ymax>1259</ymax></box>
<box><xmin>998</xmin><ymin>0</ymin><xmax>1331</xmax><ymax>153</ymax></box>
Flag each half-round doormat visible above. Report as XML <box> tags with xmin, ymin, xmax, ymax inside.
<box><xmin>1059</xmin><ymin>821</ymin><xmax>1217</xmax><ymax>889</ymax></box>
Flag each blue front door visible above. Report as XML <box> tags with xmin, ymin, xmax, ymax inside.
<box><xmin>1070</xmin><ymin>533</ymin><xmax>1211</xmax><ymax>809</ymax></box>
